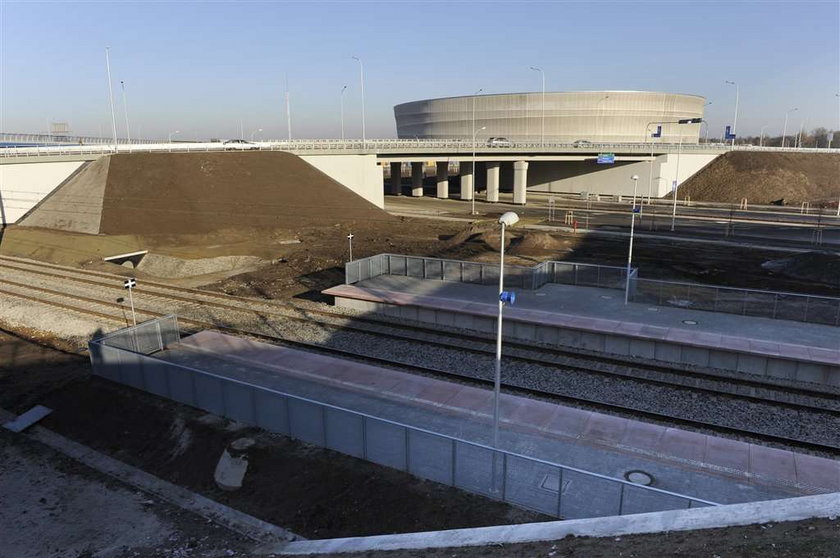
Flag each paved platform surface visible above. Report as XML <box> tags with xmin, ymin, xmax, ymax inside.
<box><xmin>160</xmin><ymin>330</ymin><xmax>840</xmax><ymax>506</ymax></box>
<box><xmin>324</xmin><ymin>277</ymin><xmax>840</xmax><ymax>365</ymax></box>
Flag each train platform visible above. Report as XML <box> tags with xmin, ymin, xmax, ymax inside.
<box><xmin>323</xmin><ymin>277</ymin><xmax>840</xmax><ymax>386</ymax></box>
<box><xmin>159</xmin><ymin>330</ymin><xmax>839</xmax><ymax>506</ymax></box>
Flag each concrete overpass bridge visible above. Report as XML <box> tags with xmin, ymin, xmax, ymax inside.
<box><xmin>1</xmin><ymin>138</ymin><xmax>835</xmax><ymax>226</ymax></box>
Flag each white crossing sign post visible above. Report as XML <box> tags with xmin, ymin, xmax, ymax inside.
<box><xmin>347</xmin><ymin>233</ymin><xmax>354</xmax><ymax>262</ymax></box>
<box><xmin>123</xmin><ymin>278</ymin><xmax>137</xmax><ymax>326</ymax></box>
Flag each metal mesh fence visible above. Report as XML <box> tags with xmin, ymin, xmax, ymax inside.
<box><xmin>346</xmin><ymin>254</ymin><xmax>631</xmax><ymax>291</ymax></box>
<box><xmin>88</xmin><ymin>334</ymin><xmax>718</xmax><ymax>519</ymax></box>
<box><xmin>631</xmin><ymin>279</ymin><xmax>840</xmax><ymax>325</ymax></box>
<box><xmin>96</xmin><ymin>315</ymin><xmax>180</xmax><ymax>354</ymax></box>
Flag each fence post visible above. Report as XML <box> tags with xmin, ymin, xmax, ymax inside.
<box><xmin>403</xmin><ymin>427</ymin><xmax>411</xmax><ymax>473</ymax></box>
<box><xmin>618</xmin><ymin>483</ymin><xmax>626</xmax><ymax>515</ymax></box>
<box><xmin>556</xmin><ymin>468</ymin><xmax>564</xmax><ymax>518</ymax></box>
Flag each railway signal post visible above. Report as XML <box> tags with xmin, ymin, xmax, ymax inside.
<box><xmin>123</xmin><ymin>277</ymin><xmax>137</xmax><ymax>326</ymax></box>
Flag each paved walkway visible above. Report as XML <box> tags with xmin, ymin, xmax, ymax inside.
<box><xmin>325</xmin><ymin>276</ymin><xmax>840</xmax><ymax>364</ymax></box>
<box><xmin>160</xmin><ymin>331</ymin><xmax>840</xmax><ymax>506</ymax></box>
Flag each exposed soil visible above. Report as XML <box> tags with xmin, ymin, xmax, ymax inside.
<box><xmin>675</xmin><ymin>152</ymin><xmax>840</xmax><ymax>206</ymax></box>
<box><xmin>101</xmin><ymin>152</ymin><xmax>394</xmax><ymax>235</ymax></box>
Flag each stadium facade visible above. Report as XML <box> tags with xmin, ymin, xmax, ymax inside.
<box><xmin>394</xmin><ymin>91</ymin><xmax>706</xmax><ymax>144</ymax></box>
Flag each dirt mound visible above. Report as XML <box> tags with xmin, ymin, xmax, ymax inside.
<box><xmin>761</xmin><ymin>251</ymin><xmax>840</xmax><ymax>287</ymax></box>
<box><xmin>674</xmin><ymin>152</ymin><xmax>840</xmax><ymax>205</ymax></box>
<box><xmin>99</xmin><ymin>152</ymin><xmax>392</xmax><ymax>235</ymax></box>
<box><xmin>509</xmin><ymin>232</ymin><xmax>568</xmax><ymax>254</ymax></box>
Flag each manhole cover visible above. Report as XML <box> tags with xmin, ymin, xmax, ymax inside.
<box><xmin>682</xmin><ymin>319</ymin><xmax>698</xmax><ymax>325</ymax></box>
<box><xmin>624</xmin><ymin>470</ymin><xmax>654</xmax><ymax>486</ymax></box>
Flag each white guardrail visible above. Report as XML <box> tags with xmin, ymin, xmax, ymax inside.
<box><xmin>2</xmin><ymin>137</ymin><xmax>838</xmax><ymax>159</ymax></box>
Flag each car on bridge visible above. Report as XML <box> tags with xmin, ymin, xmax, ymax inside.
<box><xmin>486</xmin><ymin>137</ymin><xmax>514</xmax><ymax>147</ymax></box>
<box><xmin>223</xmin><ymin>139</ymin><xmax>259</xmax><ymax>150</ymax></box>
<box><xmin>572</xmin><ymin>140</ymin><xmax>593</xmax><ymax>148</ymax></box>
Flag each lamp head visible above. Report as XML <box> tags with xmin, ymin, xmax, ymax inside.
<box><xmin>498</xmin><ymin>212</ymin><xmax>520</xmax><ymax>227</ymax></box>
<box><xmin>631</xmin><ymin>175</ymin><xmax>639</xmax><ymax>181</ymax></box>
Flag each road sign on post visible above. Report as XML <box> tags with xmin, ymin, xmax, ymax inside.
<box><xmin>123</xmin><ymin>278</ymin><xmax>137</xmax><ymax>326</ymax></box>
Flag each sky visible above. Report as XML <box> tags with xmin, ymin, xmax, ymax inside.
<box><xmin>1</xmin><ymin>0</ymin><xmax>838</xmax><ymax>140</ymax></box>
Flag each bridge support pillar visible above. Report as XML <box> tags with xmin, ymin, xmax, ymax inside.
<box><xmin>411</xmin><ymin>162</ymin><xmax>424</xmax><ymax>197</ymax></box>
<box><xmin>485</xmin><ymin>162</ymin><xmax>500</xmax><ymax>203</ymax></box>
<box><xmin>389</xmin><ymin>162</ymin><xmax>402</xmax><ymax>195</ymax></box>
<box><xmin>513</xmin><ymin>160</ymin><xmax>528</xmax><ymax>205</ymax></box>
<box><xmin>436</xmin><ymin>162</ymin><xmax>449</xmax><ymax>199</ymax></box>
<box><xmin>460</xmin><ymin>161</ymin><xmax>474</xmax><ymax>201</ymax></box>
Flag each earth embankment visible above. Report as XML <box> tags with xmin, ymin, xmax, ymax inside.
<box><xmin>100</xmin><ymin>151</ymin><xmax>392</xmax><ymax>235</ymax></box>
<box><xmin>674</xmin><ymin>152</ymin><xmax>840</xmax><ymax>205</ymax></box>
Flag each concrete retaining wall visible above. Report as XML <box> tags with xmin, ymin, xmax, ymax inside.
<box><xmin>334</xmin><ymin>297</ymin><xmax>840</xmax><ymax>389</ymax></box>
<box><xmin>0</xmin><ymin>161</ymin><xmax>86</xmax><ymax>224</ymax></box>
<box><xmin>301</xmin><ymin>154</ymin><xmax>384</xmax><ymax>208</ymax></box>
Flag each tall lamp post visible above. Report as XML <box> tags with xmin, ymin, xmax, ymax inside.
<box><xmin>250</xmin><ymin>128</ymin><xmax>263</xmax><ymax>141</ymax></box>
<box><xmin>352</xmin><ymin>56</ymin><xmax>366</xmax><ymax>147</ymax></box>
<box><xmin>168</xmin><ymin>130</ymin><xmax>180</xmax><ymax>142</ymax></box>
<box><xmin>493</xmin><ymin>211</ymin><xmax>519</xmax><ymax>451</ymax></box>
<box><xmin>782</xmin><ymin>108</ymin><xmax>798</xmax><ymax>147</ymax></box>
<box><xmin>625</xmin><ymin>175</ymin><xmax>639</xmax><ymax>304</ymax></box>
<box><xmin>120</xmin><ymin>80</ymin><xmax>131</xmax><ymax>144</ymax></box>
<box><xmin>725</xmin><ymin>80</ymin><xmax>739</xmax><ymax>147</ymax></box>
<box><xmin>759</xmin><ymin>125</ymin><xmax>769</xmax><ymax>147</ymax></box>
<box><xmin>104</xmin><ymin>47</ymin><xmax>118</xmax><ymax>150</ymax></box>
<box><xmin>471</xmin><ymin>87</ymin><xmax>483</xmax><ymax>147</ymax></box>
<box><xmin>340</xmin><ymin>85</ymin><xmax>348</xmax><ymax>140</ymax></box>
<box><xmin>529</xmin><ymin>66</ymin><xmax>545</xmax><ymax>147</ymax></box>
<box><xmin>471</xmin><ymin>126</ymin><xmax>486</xmax><ymax>215</ymax></box>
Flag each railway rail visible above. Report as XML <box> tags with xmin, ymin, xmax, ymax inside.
<box><xmin>1</xmin><ymin>254</ymin><xmax>838</xmax><ymax>456</ymax></box>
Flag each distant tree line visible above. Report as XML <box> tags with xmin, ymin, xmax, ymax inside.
<box><xmin>701</xmin><ymin>127</ymin><xmax>836</xmax><ymax>148</ymax></box>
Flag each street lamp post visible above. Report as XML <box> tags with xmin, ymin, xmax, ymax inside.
<box><xmin>625</xmin><ymin>175</ymin><xmax>639</xmax><ymax>304</ymax></box>
<box><xmin>471</xmin><ymin>126</ymin><xmax>486</xmax><ymax>215</ymax></box>
<box><xmin>782</xmin><ymin>108</ymin><xmax>798</xmax><ymax>148</ymax></box>
<box><xmin>168</xmin><ymin>130</ymin><xmax>180</xmax><ymax>142</ymax></box>
<box><xmin>670</xmin><ymin>134</ymin><xmax>683</xmax><ymax>232</ymax></box>
<box><xmin>352</xmin><ymin>56</ymin><xmax>366</xmax><ymax>147</ymax></box>
<box><xmin>529</xmin><ymin>66</ymin><xmax>545</xmax><ymax>147</ymax></box>
<box><xmin>340</xmin><ymin>85</ymin><xmax>348</xmax><ymax>141</ymax></box>
<box><xmin>493</xmin><ymin>211</ymin><xmax>519</xmax><ymax>452</ymax></box>
<box><xmin>725</xmin><ymin>81</ymin><xmax>739</xmax><ymax>147</ymax></box>
<box><xmin>250</xmin><ymin>128</ymin><xmax>263</xmax><ymax>141</ymax></box>
<box><xmin>104</xmin><ymin>47</ymin><xmax>119</xmax><ymax>150</ymax></box>
<box><xmin>759</xmin><ymin>125</ymin><xmax>769</xmax><ymax>147</ymax></box>
<box><xmin>120</xmin><ymin>80</ymin><xmax>131</xmax><ymax>145</ymax></box>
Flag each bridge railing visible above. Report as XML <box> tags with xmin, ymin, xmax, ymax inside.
<box><xmin>2</xmin><ymin>138</ymin><xmax>837</xmax><ymax>158</ymax></box>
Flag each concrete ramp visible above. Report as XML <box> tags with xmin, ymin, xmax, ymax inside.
<box><xmin>18</xmin><ymin>158</ymin><xmax>109</xmax><ymax>233</ymax></box>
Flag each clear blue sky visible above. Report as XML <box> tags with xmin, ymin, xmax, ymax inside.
<box><xmin>1</xmin><ymin>0</ymin><xmax>838</xmax><ymax>140</ymax></box>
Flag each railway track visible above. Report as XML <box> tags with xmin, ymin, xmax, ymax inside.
<box><xmin>1</xmin><ymin>254</ymin><xmax>838</xmax><ymax>455</ymax></box>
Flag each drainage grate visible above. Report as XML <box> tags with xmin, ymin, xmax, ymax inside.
<box><xmin>624</xmin><ymin>470</ymin><xmax>654</xmax><ymax>486</ymax></box>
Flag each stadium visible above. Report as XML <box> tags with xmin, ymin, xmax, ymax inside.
<box><xmin>393</xmin><ymin>91</ymin><xmax>706</xmax><ymax>144</ymax></box>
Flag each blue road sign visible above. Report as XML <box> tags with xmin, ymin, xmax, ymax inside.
<box><xmin>597</xmin><ymin>153</ymin><xmax>615</xmax><ymax>164</ymax></box>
